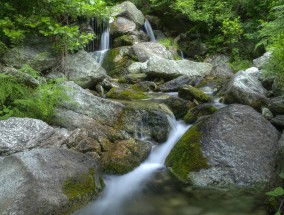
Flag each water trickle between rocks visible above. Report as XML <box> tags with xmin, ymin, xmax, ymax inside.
<box><xmin>144</xmin><ymin>19</ymin><xmax>156</xmax><ymax>42</ymax></box>
<box><xmin>73</xmin><ymin>118</ymin><xmax>190</xmax><ymax>215</ymax></box>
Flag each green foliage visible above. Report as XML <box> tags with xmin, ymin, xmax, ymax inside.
<box><xmin>158</xmin><ymin>37</ymin><xmax>179</xmax><ymax>49</ymax></box>
<box><xmin>266</xmin><ymin>172</ymin><xmax>284</xmax><ymax>215</ymax></box>
<box><xmin>0</xmin><ymin>68</ymin><xmax>70</xmax><ymax>123</ymax></box>
<box><xmin>0</xmin><ymin>0</ymin><xmax>108</xmax><ymax>54</ymax></box>
<box><xmin>229</xmin><ymin>58</ymin><xmax>252</xmax><ymax>73</ymax></box>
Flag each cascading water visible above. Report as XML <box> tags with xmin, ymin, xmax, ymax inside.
<box><xmin>73</xmin><ymin>118</ymin><xmax>190</xmax><ymax>215</ymax></box>
<box><xmin>144</xmin><ymin>19</ymin><xmax>156</xmax><ymax>42</ymax></box>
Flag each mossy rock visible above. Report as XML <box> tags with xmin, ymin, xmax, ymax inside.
<box><xmin>184</xmin><ymin>104</ymin><xmax>218</xmax><ymax>124</ymax></box>
<box><xmin>178</xmin><ymin>85</ymin><xmax>210</xmax><ymax>102</ymax></box>
<box><xmin>163</xmin><ymin>96</ymin><xmax>194</xmax><ymax>119</ymax></box>
<box><xmin>106</xmin><ymin>87</ymin><xmax>149</xmax><ymax>100</ymax></box>
<box><xmin>165</xmin><ymin>124</ymin><xmax>209</xmax><ymax>183</ymax></box>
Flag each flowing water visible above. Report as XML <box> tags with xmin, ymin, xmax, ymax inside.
<box><xmin>90</xmin><ymin>20</ymin><xmax>111</xmax><ymax>64</ymax></box>
<box><xmin>73</xmin><ymin>119</ymin><xmax>190</xmax><ymax>215</ymax></box>
<box><xmin>144</xmin><ymin>19</ymin><xmax>156</xmax><ymax>42</ymax></box>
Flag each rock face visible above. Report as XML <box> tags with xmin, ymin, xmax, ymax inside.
<box><xmin>63</xmin><ymin>50</ymin><xmax>108</xmax><ymax>88</ymax></box>
<box><xmin>0</xmin><ymin>148</ymin><xmax>103</xmax><ymax>215</ymax></box>
<box><xmin>111</xmin><ymin>17</ymin><xmax>136</xmax><ymax>35</ymax></box>
<box><xmin>132</xmin><ymin>42</ymin><xmax>174</xmax><ymax>62</ymax></box>
<box><xmin>0</xmin><ymin>117</ymin><xmax>67</xmax><ymax>156</ymax></box>
<box><xmin>269</xmin><ymin>96</ymin><xmax>284</xmax><ymax>115</ymax></box>
<box><xmin>101</xmin><ymin>138</ymin><xmax>152</xmax><ymax>174</ymax></box>
<box><xmin>2</xmin><ymin>37</ymin><xmax>58</xmax><ymax>72</ymax></box>
<box><xmin>111</xmin><ymin>1</ymin><xmax>145</xmax><ymax>27</ymax></box>
<box><xmin>166</xmin><ymin>104</ymin><xmax>279</xmax><ymax>186</ymax></box>
<box><xmin>205</xmin><ymin>54</ymin><xmax>234</xmax><ymax>78</ymax></box>
<box><xmin>220</xmin><ymin>69</ymin><xmax>268</xmax><ymax>110</ymax></box>
<box><xmin>160</xmin><ymin>76</ymin><xmax>203</xmax><ymax>92</ymax></box>
<box><xmin>143</xmin><ymin>58</ymin><xmax>212</xmax><ymax>79</ymax></box>
<box><xmin>253</xmin><ymin>52</ymin><xmax>272</xmax><ymax>69</ymax></box>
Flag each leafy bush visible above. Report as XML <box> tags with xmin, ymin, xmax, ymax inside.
<box><xmin>229</xmin><ymin>59</ymin><xmax>252</xmax><ymax>73</ymax></box>
<box><xmin>158</xmin><ymin>37</ymin><xmax>179</xmax><ymax>49</ymax></box>
<box><xmin>0</xmin><ymin>69</ymin><xmax>70</xmax><ymax>123</ymax></box>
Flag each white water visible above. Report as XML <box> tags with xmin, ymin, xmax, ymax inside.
<box><xmin>91</xmin><ymin>22</ymin><xmax>111</xmax><ymax>65</ymax></box>
<box><xmin>74</xmin><ymin>119</ymin><xmax>190</xmax><ymax>215</ymax></box>
<box><xmin>144</xmin><ymin>19</ymin><xmax>156</xmax><ymax>42</ymax></box>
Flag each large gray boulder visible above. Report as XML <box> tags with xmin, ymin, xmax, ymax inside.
<box><xmin>63</xmin><ymin>50</ymin><xmax>108</xmax><ymax>88</ymax></box>
<box><xmin>0</xmin><ymin>148</ymin><xmax>103</xmax><ymax>215</ymax></box>
<box><xmin>132</xmin><ymin>42</ymin><xmax>174</xmax><ymax>62</ymax></box>
<box><xmin>111</xmin><ymin>1</ymin><xmax>145</xmax><ymax>26</ymax></box>
<box><xmin>253</xmin><ymin>52</ymin><xmax>272</xmax><ymax>69</ymax></box>
<box><xmin>2</xmin><ymin>37</ymin><xmax>58</xmax><ymax>72</ymax></box>
<box><xmin>269</xmin><ymin>96</ymin><xmax>284</xmax><ymax>115</ymax></box>
<box><xmin>57</xmin><ymin>81</ymin><xmax>124</xmax><ymax>127</ymax></box>
<box><xmin>205</xmin><ymin>54</ymin><xmax>234</xmax><ymax>78</ymax></box>
<box><xmin>220</xmin><ymin>69</ymin><xmax>268</xmax><ymax>110</ymax></box>
<box><xmin>111</xmin><ymin>17</ymin><xmax>136</xmax><ymax>35</ymax></box>
<box><xmin>160</xmin><ymin>76</ymin><xmax>203</xmax><ymax>92</ymax></box>
<box><xmin>0</xmin><ymin>117</ymin><xmax>68</xmax><ymax>156</ymax></box>
<box><xmin>142</xmin><ymin>58</ymin><xmax>212</xmax><ymax>79</ymax></box>
<box><xmin>166</xmin><ymin>104</ymin><xmax>279</xmax><ymax>186</ymax></box>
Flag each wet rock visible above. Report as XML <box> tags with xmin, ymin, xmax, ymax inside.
<box><xmin>119</xmin><ymin>101</ymin><xmax>174</xmax><ymax>143</ymax></box>
<box><xmin>271</xmin><ymin>115</ymin><xmax>284</xmax><ymax>128</ymax></box>
<box><xmin>204</xmin><ymin>54</ymin><xmax>234</xmax><ymax>78</ymax></box>
<box><xmin>111</xmin><ymin>17</ymin><xmax>136</xmax><ymax>35</ymax></box>
<box><xmin>0</xmin><ymin>117</ymin><xmax>68</xmax><ymax>156</ymax></box>
<box><xmin>127</xmin><ymin>61</ymin><xmax>148</xmax><ymax>74</ymax></box>
<box><xmin>160</xmin><ymin>76</ymin><xmax>203</xmax><ymax>92</ymax></box>
<box><xmin>0</xmin><ymin>148</ymin><xmax>103</xmax><ymax>215</ymax></box>
<box><xmin>124</xmin><ymin>73</ymin><xmax>148</xmax><ymax>84</ymax></box>
<box><xmin>111</xmin><ymin>1</ymin><xmax>145</xmax><ymax>26</ymax></box>
<box><xmin>101</xmin><ymin>138</ymin><xmax>152</xmax><ymax>174</ymax></box>
<box><xmin>2</xmin><ymin>37</ymin><xmax>58</xmax><ymax>72</ymax></box>
<box><xmin>268</xmin><ymin>96</ymin><xmax>284</xmax><ymax>115</ymax></box>
<box><xmin>219</xmin><ymin>69</ymin><xmax>268</xmax><ymax>110</ymax></box>
<box><xmin>132</xmin><ymin>42</ymin><xmax>174</xmax><ymax>62</ymax></box>
<box><xmin>183</xmin><ymin>104</ymin><xmax>218</xmax><ymax>124</ymax></box>
<box><xmin>131</xmin><ymin>81</ymin><xmax>158</xmax><ymax>92</ymax></box>
<box><xmin>143</xmin><ymin>58</ymin><xmax>212</xmax><ymax>79</ymax></box>
<box><xmin>166</xmin><ymin>104</ymin><xmax>279</xmax><ymax>186</ymax></box>
<box><xmin>178</xmin><ymin>85</ymin><xmax>210</xmax><ymax>102</ymax></box>
<box><xmin>262</xmin><ymin>107</ymin><xmax>274</xmax><ymax>120</ymax></box>
<box><xmin>163</xmin><ymin>96</ymin><xmax>193</xmax><ymax>119</ymax></box>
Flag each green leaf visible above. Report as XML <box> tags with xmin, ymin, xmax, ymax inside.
<box><xmin>275</xmin><ymin>211</ymin><xmax>281</xmax><ymax>215</ymax></box>
<box><xmin>266</xmin><ymin>187</ymin><xmax>284</xmax><ymax>197</ymax></box>
<box><xmin>3</xmin><ymin>108</ymin><xmax>10</xmax><ymax>113</ymax></box>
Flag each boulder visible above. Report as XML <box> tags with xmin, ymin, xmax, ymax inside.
<box><xmin>262</xmin><ymin>107</ymin><xmax>274</xmax><ymax>120</ymax></box>
<box><xmin>118</xmin><ymin>101</ymin><xmax>174</xmax><ymax>143</ymax></box>
<box><xmin>2</xmin><ymin>37</ymin><xmax>58</xmax><ymax>72</ymax></box>
<box><xmin>127</xmin><ymin>61</ymin><xmax>148</xmax><ymax>74</ymax></box>
<box><xmin>179</xmin><ymin>39</ymin><xmax>207</xmax><ymax>58</ymax></box>
<box><xmin>269</xmin><ymin>96</ymin><xmax>284</xmax><ymax>115</ymax></box>
<box><xmin>58</xmin><ymin>81</ymin><xmax>124</xmax><ymax>127</ymax></box>
<box><xmin>101</xmin><ymin>138</ymin><xmax>152</xmax><ymax>174</ymax></box>
<box><xmin>183</xmin><ymin>104</ymin><xmax>218</xmax><ymax>124</ymax></box>
<box><xmin>271</xmin><ymin>115</ymin><xmax>284</xmax><ymax>128</ymax></box>
<box><xmin>123</xmin><ymin>73</ymin><xmax>148</xmax><ymax>84</ymax></box>
<box><xmin>205</xmin><ymin>54</ymin><xmax>234</xmax><ymax>78</ymax></box>
<box><xmin>0</xmin><ymin>148</ymin><xmax>103</xmax><ymax>215</ymax></box>
<box><xmin>253</xmin><ymin>52</ymin><xmax>272</xmax><ymax>69</ymax></box>
<box><xmin>106</xmin><ymin>87</ymin><xmax>149</xmax><ymax>100</ymax></box>
<box><xmin>143</xmin><ymin>58</ymin><xmax>212</xmax><ymax>79</ymax></box>
<box><xmin>63</xmin><ymin>50</ymin><xmax>108</xmax><ymax>88</ymax></box>
<box><xmin>111</xmin><ymin>17</ymin><xmax>136</xmax><ymax>35</ymax></box>
<box><xmin>102</xmin><ymin>46</ymin><xmax>133</xmax><ymax>78</ymax></box>
<box><xmin>166</xmin><ymin>104</ymin><xmax>279</xmax><ymax>186</ymax></box>
<box><xmin>178</xmin><ymin>85</ymin><xmax>210</xmax><ymax>102</ymax></box>
<box><xmin>163</xmin><ymin>96</ymin><xmax>193</xmax><ymax>119</ymax></box>
<box><xmin>219</xmin><ymin>69</ymin><xmax>268</xmax><ymax>110</ymax></box>
<box><xmin>111</xmin><ymin>1</ymin><xmax>145</xmax><ymax>26</ymax></box>
<box><xmin>132</xmin><ymin>42</ymin><xmax>174</xmax><ymax>62</ymax></box>
<box><xmin>160</xmin><ymin>76</ymin><xmax>203</xmax><ymax>92</ymax></box>
<box><xmin>131</xmin><ymin>81</ymin><xmax>158</xmax><ymax>92</ymax></box>
<box><xmin>0</xmin><ymin>117</ymin><xmax>68</xmax><ymax>156</ymax></box>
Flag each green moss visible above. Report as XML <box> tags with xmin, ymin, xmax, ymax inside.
<box><xmin>62</xmin><ymin>168</ymin><xmax>96</xmax><ymax>201</ymax></box>
<box><xmin>106</xmin><ymin>87</ymin><xmax>149</xmax><ymax>100</ymax></box>
<box><xmin>184</xmin><ymin>104</ymin><xmax>218</xmax><ymax>123</ymax></box>
<box><xmin>179</xmin><ymin>85</ymin><xmax>210</xmax><ymax>102</ymax></box>
<box><xmin>165</xmin><ymin>125</ymin><xmax>209</xmax><ymax>182</ymax></box>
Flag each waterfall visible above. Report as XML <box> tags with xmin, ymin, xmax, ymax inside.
<box><xmin>144</xmin><ymin>19</ymin><xmax>156</xmax><ymax>42</ymax></box>
<box><xmin>73</xmin><ymin>119</ymin><xmax>190</xmax><ymax>215</ymax></box>
<box><xmin>87</xmin><ymin>18</ymin><xmax>112</xmax><ymax>64</ymax></box>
